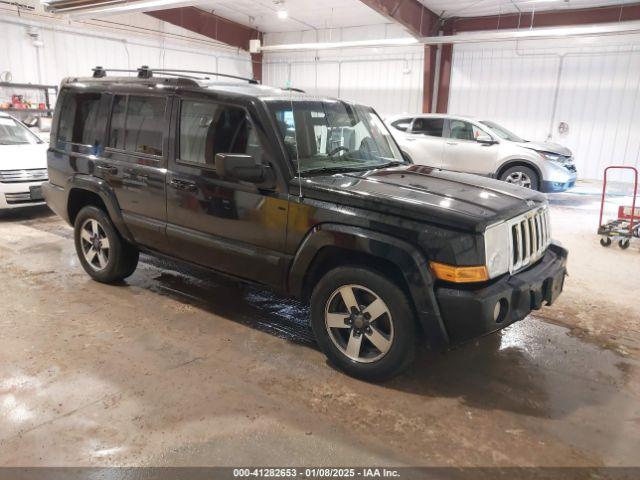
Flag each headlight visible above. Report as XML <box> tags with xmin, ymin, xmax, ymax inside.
<box><xmin>484</xmin><ymin>221</ymin><xmax>511</xmax><ymax>278</ymax></box>
<box><xmin>538</xmin><ymin>151</ymin><xmax>571</xmax><ymax>164</ymax></box>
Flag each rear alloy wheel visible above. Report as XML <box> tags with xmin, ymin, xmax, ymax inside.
<box><xmin>74</xmin><ymin>206</ymin><xmax>139</xmax><ymax>283</ymax></box>
<box><xmin>500</xmin><ymin>165</ymin><xmax>540</xmax><ymax>191</ymax></box>
<box><xmin>311</xmin><ymin>267</ymin><xmax>416</xmax><ymax>381</ymax></box>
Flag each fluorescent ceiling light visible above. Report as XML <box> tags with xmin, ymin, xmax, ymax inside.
<box><xmin>44</xmin><ymin>0</ymin><xmax>197</xmax><ymax>17</ymax></box>
<box><xmin>259</xmin><ymin>20</ymin><xmax>640</xmax><ymax>52</ymax></box>
<box><xmin>277</xmin><ymin>9</ymin><xmax>288</xmax><ymax>19</ymax></box>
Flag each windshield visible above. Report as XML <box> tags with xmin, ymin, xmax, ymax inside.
<box><xmin>480</xmin><ymin>120</ymin><xmax>524</xmax><ymax>143</ymax></box>
<box><xmin>0</xmin><ymin>117</ymin><xmax>42</xmax><ymax>145</ymax></box>
<box><xmin>267</xmin><ymin>100</ymin><xmax>405</xmax><ymax>175</ymax></box>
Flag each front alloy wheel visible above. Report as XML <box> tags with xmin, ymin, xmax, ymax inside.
<box><xmin>311</xmin><ymin>267</ymin><xmax>416</xmax><ymax>381</ymax></box>
<box><xmin>325</xmin><ymin>284</ymin><xmax>394</xmax><ymax>363</ymax></box>
<box><xmin>504</xmin><ymin>171</ymin><xmax>532</xmax><ymax>188</ymax></box>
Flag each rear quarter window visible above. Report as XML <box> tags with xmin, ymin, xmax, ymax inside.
<box><xmin>56</xmin><ymin>91</ymin><xmax>102</xmax><ymax>145</ymax></box>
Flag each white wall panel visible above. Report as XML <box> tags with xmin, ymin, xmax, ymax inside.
<box><xmin>0</xmin><ymin>16</ymin><xmax>252</xmax><ymax>96</ymax></box>
<box><xmin>449</xmin><ymin>37</ymin><xmax>640</xmax><ymax>181</ymax></box>
<box><xmin>263</xmin><ymin>25</ymin><xmax>423</xmax><ymax>116</ymax></box>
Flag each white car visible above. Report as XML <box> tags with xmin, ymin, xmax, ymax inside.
<box><xmin>0</xmin><ymin>113</ymin><xmax>49</xmax><ymax>211</ymax></box>
<box><xmin>386</xmin><ymin>114</ymin><xmax>577</xmax><ymax>192</ymax></box>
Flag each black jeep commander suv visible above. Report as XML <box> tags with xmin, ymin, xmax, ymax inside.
<box><xmin>43</xmin><ymin>67</ymin><xmax>568</xmax><ymax>381</ymax></box>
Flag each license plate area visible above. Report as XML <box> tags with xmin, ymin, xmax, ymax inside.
<box><xmin>29</xmin><ymin>186</ymin><xmax>43</xmax><ymax>201</ymax></box>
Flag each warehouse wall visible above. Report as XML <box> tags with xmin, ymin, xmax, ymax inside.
<box><xmin>0</xmin><ymin>11</ymin><xmax>252</xmax><ymax>100</ymax></box>
<box><xmin>263</xmin><ymin>25</ymin><xmax>424</xmax><ymax>116</ymax></box>
<box><xmin>448</xmin><ymin>36</ymin><xmax>640</xmax><ymax>181</ymax></box>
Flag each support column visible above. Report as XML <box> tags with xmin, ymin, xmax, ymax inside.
<box><xmin>435</xmin><ymin>43</ymin><xmax>452</xmax><ymax>114</ymax></box>
<box><xmin>422</xmin><ymin>45</ymin><xmax>437</xmax><ymax>113</ymax></box>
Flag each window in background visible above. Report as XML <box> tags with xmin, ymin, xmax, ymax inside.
<box><xmin>412</xmin><ymin>118</ymin><xmax>444</xmax><ymax>137</ymax></box>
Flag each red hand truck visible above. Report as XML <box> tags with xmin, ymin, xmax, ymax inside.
<box><xmin>598</xmin><ymin>166</ymin><xmax>639</xmax><ymax>249</ymax></box>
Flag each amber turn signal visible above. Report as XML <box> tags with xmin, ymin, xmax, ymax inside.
<box><xmin>429</xmin><ymin>262</ymin><xmax>489</xmax><ymax>283</ymax></box>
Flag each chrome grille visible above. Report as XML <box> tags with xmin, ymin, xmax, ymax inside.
<box><xmin>509</xmin><ymin>206</ymin><xmax>551</xmax><ymax>273</ymax></box>
<box><xmin>0</xmin><ymin>169</ymin><xmax>48</xmax><ymax>183</ymax></box>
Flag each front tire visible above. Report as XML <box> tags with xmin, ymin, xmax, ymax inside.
<box><xmin>500</xmin><ymin>165</ymin><xmax>540</xmax><ymax>191</ymax></box>
<box><xmin>74</xmin><ymin>206</ymin><xmax>139</xmax><ymax>283</ymax></box>
<box><xmin>310</xmin><ymin>267</ymin><xmax>416</xmax><ymax>381</ymax></box>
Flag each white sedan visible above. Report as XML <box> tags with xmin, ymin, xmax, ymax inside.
<box><xmin>0</xmin><ymin>113</ymin><xmax>49</xmax><ymax>211</ymax></box>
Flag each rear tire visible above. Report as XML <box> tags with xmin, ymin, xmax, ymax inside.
<box><xmin>74</xmin><ymin>206</ymin><xmax>139</xmax><ymax>283</ymax></box>
<box><xmin>310</xmin><ymin>266</ymin><xmax>416</xmax><ymax>382</ymax></box>
<box><xmin>500</xmin><ymin>165</ymin><xmax>540</xmax><ymax>191</ymax></box>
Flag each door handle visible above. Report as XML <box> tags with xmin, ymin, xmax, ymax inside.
<box><xmin>406</xmin><ymin>138</ymin><xmax>416</xmax><ymax>142</ymax></box>
<box><xmin>170</xmin><ymin>179</ymin><xmax>197</xmax><ymax>192</ymax></box>
<box><xmin>446</xmin><ymin>142</ymin><xmax>458</xmax><ymax>146</ymax></box>
<box><xmin>95</xmin><ymin>163</ymin><xmax>118</xmax><ymax>175</ymax></box>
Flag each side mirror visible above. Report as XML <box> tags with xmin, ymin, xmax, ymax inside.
<box><xmin>476</xmin><ymin>134</ymin><xmax>496</xmax><ymax>145</ymax></box>
<box><xmin>215</xmin><ymin>153</ymin><xmax>275</xmax><ymax>187</ymax></box>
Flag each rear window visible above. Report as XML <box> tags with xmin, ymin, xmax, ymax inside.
<box><xmin>391</xmin><ymin>118</ymin><xmax>413</xmax><ymax>132</ymax></box>
<box><xmin>411</xmin><ymin>118</ymin><xmax>444</xmax><ymax>137</ymax></box>
<box><xmin>56</xmin><ymin>92</ymin><xmax>102</xmax><ymax>145</ymax></box>
<box><xmin>107</xmin><ymin>95</ymin><xmax>166</xmax><ymax>157</ymax></box>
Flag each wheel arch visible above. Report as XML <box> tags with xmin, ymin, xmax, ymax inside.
<box><xmin>288</xmin><ymin>224</ymin><xmax>450</xmax><ymax>348</ymax></box>
<box><xmin>497</xmin><ymin>159</ymin><xmax>543</xmax><ymax>183</ymax></box>
<box><xmin>66</xmin><ymin>175</ymin><xmax>135</xmax><ymax>244</ymax></box>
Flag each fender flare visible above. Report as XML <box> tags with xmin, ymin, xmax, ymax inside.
<box><xmin>67</xmin><ymin>174</ymin><xmax>135</xmax><ymax>244</ymax></box>
<box><xmin>288</xmin><ymin>223</ymin><xmax>450</xmax><ymax>348</ymax></box>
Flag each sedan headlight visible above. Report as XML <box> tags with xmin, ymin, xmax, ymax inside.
<box><xmin>484</xmin><ymin>221</ymin><xmax>511</xmax><ymax>278</ymax></box>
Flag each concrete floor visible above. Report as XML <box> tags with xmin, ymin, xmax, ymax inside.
<box><xmin>0</xmin><ymin>192</ymin><xmax>639</xmax><ymax>467</ymax></box>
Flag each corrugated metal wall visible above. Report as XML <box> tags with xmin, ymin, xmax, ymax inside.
<box><xmin>263</xmin><ymin>26</ymin><xmax>424</xmax><ymax>116</ymax></box>
<box><xmin>0</xmin><ymin>16</ymin><xmax>252</xmax><ymax>93</ymax></box>
<box><xmin>449</xmin><ymin>37</ymin><xmax>640</xmax><ymax>180</ymax></box>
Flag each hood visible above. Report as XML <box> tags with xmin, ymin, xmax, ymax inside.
<box><xmin>517</xmin><ymin>140</ymin><xmax>572</xmax><ymax>157</ymax></box>
<box><xmin>298</xmin><ymin>165</ymin><xmax>547</xmax><ymax>232</ymax></box>
<box><xmin>0</xmin><ymin>143</ymin><xmax>48</xmax><ymax>170</ymax></box>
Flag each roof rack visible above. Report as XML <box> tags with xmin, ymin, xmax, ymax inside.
<box><xmin>91</xmin><ymin>66</ymin><xmax>259</xmax><ymax>84</ymax></box>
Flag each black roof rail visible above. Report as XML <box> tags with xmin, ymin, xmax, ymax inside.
<box><xmin>91</xmin><ymin>66</ymin><xmax>259</xmax><ymax>84</ymax></box>
<box><xmin>150</xmin><ymin>68</ymin><xmax>259</xmax><ymax>84</ymax></box>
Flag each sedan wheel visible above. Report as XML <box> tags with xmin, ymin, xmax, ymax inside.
<box><xmin>325</xmin><ymin>284</ymin><xmax>394</xmax><ymax>363</ymax></box>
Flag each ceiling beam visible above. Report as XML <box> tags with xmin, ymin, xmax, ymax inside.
<box><xmin>358</xmin><ymin>0</ymin><xmax>441</xmax><ymax>37</ymax></box>
<box><xmin>447</xmin><ymin>2</ymin><xmax>640</xmax><ymax>33</ymax></box>
<box><xmin>145</xmin><ymin>6</ymin><xmax>261</xmax><ymax>51</ymax></box>
<box><xmin>145</xmin><ymin>7</ymin><xmax>263</xmax><ymax>80</ymax></box>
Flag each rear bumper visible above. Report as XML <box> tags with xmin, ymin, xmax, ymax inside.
<box><xmin>435</xmin><ymin>243</ymin><xmax>568</xmax><ymax>346</ymax></box>
<box><xmin>0</xmin><ymin>181</ymin><xmax>47</xmax><ymax>210</ymax></box>
<box><xmin>42</xmin><ymin>181</ymin><xmax>70</xmax><ymax>223</ymax></box>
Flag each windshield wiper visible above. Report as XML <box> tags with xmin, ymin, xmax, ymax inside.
<box><xmin>300</xmin><ymin>165</ymin><xmax>371</xmax><ymax>176</ymax></box>
<box><xmin>373</xmin><ymin>160</ymin><xmax>406</xmax><ymax>169</ymax></box>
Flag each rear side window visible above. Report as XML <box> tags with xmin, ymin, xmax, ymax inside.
<box><xmin>56</xmin><ymin>92</ymin><xmax>102</xmax><ymax>145</ymax></box>
<box><xmin>411</xmin><ymin>118</ymin><xmax>444</xmax><ymax>137</ymax></box>
<box><xmin>391</xmin><ymin>118</ymin><xmax>413</xmax><ymax>132</ymax></box>
<box><xmin>179</xmin><ymin>100</ymin><xmax>262</xmax><ymax>167</ymax></box>
<box><xmin>108</xmin><ymin>95</ymin><xmax>166</xmax><ymax>157</ymax></box>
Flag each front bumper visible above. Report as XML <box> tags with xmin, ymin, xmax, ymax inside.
<box><xmin>541</xmin><ymin>177</ymin><xmax>576</xmax><ymax>192</ymax></box>
<box><xmin>435</xmin><ymin>243</ymin><xmax>568</xmax><ymax>346</ymax></box>
<box><xmin>0</xmin><ymin>180</ymin><xmax>47</xmax><ymax>210</ymax></box>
